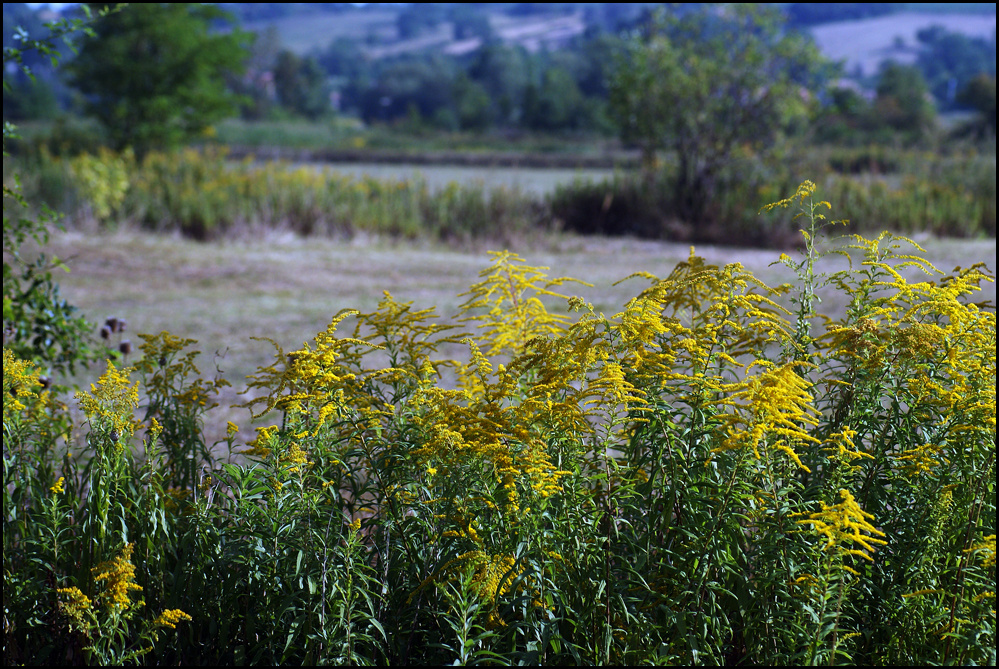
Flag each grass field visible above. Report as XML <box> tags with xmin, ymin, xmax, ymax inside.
<box><xmin>36</xmin><ymin>229</ymin><xmax>996</xmax><ymax>447</ymax></box>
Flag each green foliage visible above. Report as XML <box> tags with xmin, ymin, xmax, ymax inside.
<box><xmin>4</xmin><ymin>181</ymin><xmax>995</xmax><ymax>665</ymax></box>
<box><xmin>957</xmin><ymin>73</ymin><xmax>997</xmax><ymax>138</ymax></box>
<box><xmin>915</xmin><ymin>24</ymin><xmax>997</xmax><ymax>110</ymax></box>
<box><xmin>523</xmin><ymin>67</ymin><xmax>586</xmax><ymax>132</ymax></box>
<box><xmin>550</xmin><ymin>147</ymin><xmax>996</xmax><ymax>244</ymax></box>
<box><xmin>609</xmin><ymin>4</ymin><xmax>831</xmax><ymax>225</ymax></box>
<box><xmin>273</xmin><ymin>50</ymin><xmax>332</xmax><ymax>121</ymax></box>
<box><xmin>11</xmin><ymin>146</ymin><xmax>549</xmax><ymax>244</ymax></box>
<box><xmin>9</xmin><ymin>142</ymin><xmax>997</xmax><ymax>249</ymax></box>
<box><xmin>68</xmin><ymin>3</ymin><xmax>250</xmax><ymax>154</ymax></box>
<box><xmin>3</xmin><ymin>6</ymin><xmax>104</xmax><ymax>380</ymax></box>
<box><xmin>874</xmin><ymin>62</ymin><xmax>938</xmax><ymax>142</ymax></box>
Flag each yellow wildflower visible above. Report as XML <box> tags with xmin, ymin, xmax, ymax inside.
<box><xmin>716</xmin><ymin>361</ymin><xmax>820</xmax><ymax>471</ymax></box>
<box><xmin>3</xmin><ymin>348</ymin><xmax>44</xmax><ymax>414</ymax></box>
<box><xmin>966</xmin><ymin>535</ymin><xmax>996</xmax><ymax>569</ymax></box>
<box><xmin>92</xmin><ymin>543</ymin><xmax>143</xmax><ymax>610</ymax></box>
<box><xmin>49</xmin><ymin>477</ymin><xmax>65</xmax><ymax>495</ymax></box>
<box><xmin>56</xmin><ymin>586</ymin><xmax>92</xmax><ymax>630</ymax></box>
<box><xmin>153</xmin><ymin>608</ymin><xmax>192</xmax><ymax>629</ymax></box>
<box><xmin>75</xmin><ymin>360</ymin><xmax>140</xmax><ymax>446</ymax></box>
<box><xmin>795</xmin><ymin>489</ymin><xmax>888</xmax><ymax>561</ymax></box>
<box><xmin>457</xmin><ymin>251</ymin><xmax>588</xmax><ymax>357</ymax></box>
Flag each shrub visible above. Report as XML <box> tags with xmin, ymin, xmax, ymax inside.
<box><xmin>4</xmin><ymin>181</ymin><xmax>994</xmax><ymax>664</ymax></box>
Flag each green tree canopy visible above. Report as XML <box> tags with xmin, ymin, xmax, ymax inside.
<box><xmin>874</xmin><ymin>61</ymin><xmax>937</xmax><ymax>141</ymax></box>
<box><xmin>957</xmin><ymin>73</ymin><xmax>996</xmax><ymax>137</ymax></box>
<box><xmin>69</xmin><ymin>3</ymin><xmax>249</xmax><ymax>153</ymax></box>
<box><xmin>273</xmin><ymin>50</ymin><xmax>331</xmax><ymax>121</ymax></box>
<box><xmin>610</xmin><ymin>4</ymin><xmax>829</xmax><ymax>224</ymax></box>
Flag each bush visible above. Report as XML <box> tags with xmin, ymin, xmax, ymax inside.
<box><xmin>551</xmin><ymin>149</ymin><xmax>996</xmax><ymax>246</ymax></box>
<box><xmin>7</xmin><ymin>146</ymin><xmax>549</xmax><ymax>244</ymax></box>
<box><xmin>4</xmin><ymin>182</ymin><xmax>995</xmax><ymax>664</ymax></box>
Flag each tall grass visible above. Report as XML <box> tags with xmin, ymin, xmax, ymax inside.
<box><xmin>4</xmin><ymin>144</ymin><xmax>994</xmax><ymax>248</ymax></box>
<box><xmin>4</xmin><ymin>146</ymin><xmax>547</xmax><ymax>244</ymax></box>
<box><xmin>4</xmin><ymin>182</ymin><xmax>994</xmax><ymax>664</ymax></box>
<box><xmin>551</xmin><ymin>147</ymin><xmax>996</xmax><ymax>244</ymax></box>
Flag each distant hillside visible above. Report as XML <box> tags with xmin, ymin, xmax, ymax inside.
<box><xmin>810</xmin><ymin>11</ymin><xmax>996</xmax><ymax>78</ymax></box>
<box><xmin>228</xmin><ymin>3</ymin><xmax>996</xmax><ymax>76</ymax></box>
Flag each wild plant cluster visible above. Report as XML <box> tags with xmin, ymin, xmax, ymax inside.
<box><xmin>9</xmin><ymin>146</ymin><xmax>544</xmax><ymax>243</ymax></box>
<box><xmin>3</xmin><ymin>183</ymin><xmax>995</xmax><ymax>664</ymax></box>
<box><xmin>551</xmin><ymin>149</ymin><xmax>996</xmax><ymax>245</ymax></box>
<box><xmin>4</xmin><ymin>144</ymin><xmax>995</xmax><ymax>248</ymax></box>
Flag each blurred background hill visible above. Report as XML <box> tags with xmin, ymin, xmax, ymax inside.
<box><xmin>5</xmin><ymin>3</ymin><xmax>995</xmax><ymax>134</ymax></box>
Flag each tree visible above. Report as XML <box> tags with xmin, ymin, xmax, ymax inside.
<box><xmin>69</xmin><ymin>3</ymin><xmax>249</xmax><ymax>153</ymax></box>
<box><xmin>956</xmin><ymin>73</ymin><xmax>995</xmax><ymax>138</ymax></box>
<box><xmin>916</xmin><ymin>25</ymin><xmax>996</xmax><ymax>109</ymax></box>
<box><xmin>873</xmin><ymin>62</ymin><xmax>936</xmax><ymax>141</ymax></box>
<box><xmin>4</xmin><ymin>7</ymin><xmax>108</xmax><ymax>377</ymax></box>
<box><xmin>609</xmin><ymin>4</ymin><xmax>828</xmax><ymax>224</ymax></box>
<box><xmin>523</xmin><ymin>66</ymin><xmax>585</xmax><ymax>131</ymax></box>
<box><xmin>273</xmin><ymin>50</ymin><xmax>331</xmax><ymax>120</ymax></box>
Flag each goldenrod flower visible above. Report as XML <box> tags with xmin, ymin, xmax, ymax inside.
<box><xmin>795</xmin><ymin>489</ymin><xmax>887</xmax><ymax>561</ymax></box>
<box><xmin>966</xmin><ymin>535</ymin><xmax>996</xmax><ymax>569</ymax></box>
<box><xmin>49</xmin><ymin>477</ymin><xmax>65</xmax><ymax>495</ymax></box>
<box><xmin>457</xmin><ymin>251</ymin><xmax>588</xmax><ymax>357</ymax></box>
<box><xmin>56</xmin><ymin>586</ymin><xmax>92</xmax><ymax>630</ymax></box>
<box><xmin>716</xmin><ymin>361</ymin><xmax>819</xmax><ymax>471</ymax></box>
<box><xmin>92</xmin><ymin>543</ymin><xmax>143</xmax><ymax>610</ymax></box>
<box><xmin>153</xmin><ymin>608</ymin><xmax>192</xmax><ymax>629</ymax></box>
<box><xmin>3</xmin><ymin>348</ymin><xmax>43</xmax><ymax>413</ymax></box>
<box><xmin>75</xmin><ymin>360</ymin><xmax>140</xmax><ymax>447</ymax></box>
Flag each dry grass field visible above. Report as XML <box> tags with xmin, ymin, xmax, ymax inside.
<box><xmin>35</xmin><ymin>228</ymin><xmax>995</xmax><ymax>448</ymax></box>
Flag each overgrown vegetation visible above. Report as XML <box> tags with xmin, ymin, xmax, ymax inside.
<box><xmin>551</xmin><ymin>146</ymin><xmax>996</xmax><ymax>244</ymax></box>
<box><xmin>4</xmin><ymin>182</ymin><xmax>995</xmax><ymax>664</ymax></box>
<box><xmin>5</xmin><ymin>146</ymin><xmax>548</xmax><ymax>244</ymax></box>
<box><xmin>5</xmin><ymin>143</ymin><xmax>994</xmax><ymax>248</ymax></box>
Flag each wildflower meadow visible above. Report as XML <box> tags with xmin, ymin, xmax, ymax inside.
<box><xmin>3</xmin><ymin>182</ymin><xmax>995</xmax><ymax>664</ymax></box>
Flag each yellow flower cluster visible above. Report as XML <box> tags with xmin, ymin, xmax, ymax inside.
<box><xmin>56</xmin><ymin>586</ymin><xmax>92</xmax><ymax>629</ymax></box>
<box><xmin>241</xmin><ymin>424</ymin><xmax>279</xmax><ymax>459</ymax></box>
<box><xmin>795</xmin><ymin>489</ymin><xmax>888</xmax><ymax>563</ymax></box>
<box><xmin>457</xmin><ymin>251</ymin><xmax>588</xmax><ymax>358</ymax></box>
<box><xmin>49</xmin><ymin>477</ymin><xmax>65</xmax><ymax>495</ymax></box>
<box><xmin>153</xmin><ymin>608</ymin><xmax>192</xmax><ymax>629</ymax></box>
<box><xmin>245</xmin><ymin>310</ymin><xmax>369</xmax><ymax>428</ymax></box>
<box><xmin>75</xmin><ymin>360</ymin><xmax>140</xmax><ymax>446</ymax></box>
<box><xmin>716</xmin><ymin>361</ymin><xmax>820</xmax><ymax>472</ymax></box>
<box><xmin>92</xmin><ymin>543</ymin><xmax>143</xmax><ymax>610</ymax></box>
<box><xmin>281</xmin><ymin>443</ymin><xmax>311</xmax><ymax>474</ymax></box>
<box><xmin>966</xmin><ymin>535</ymin><xmax>996</xmax><ymax>569</ymax></box>
<box><xmin>3</xmin><ymin>347</ymin><xmax>46</xmax><ymax>415</ymax></box>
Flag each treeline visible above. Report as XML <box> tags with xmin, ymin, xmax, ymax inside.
<box><xmin>3</xmin><ymin>3</ymin><xmax>996</xmax><ymax>141</ymax></box>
